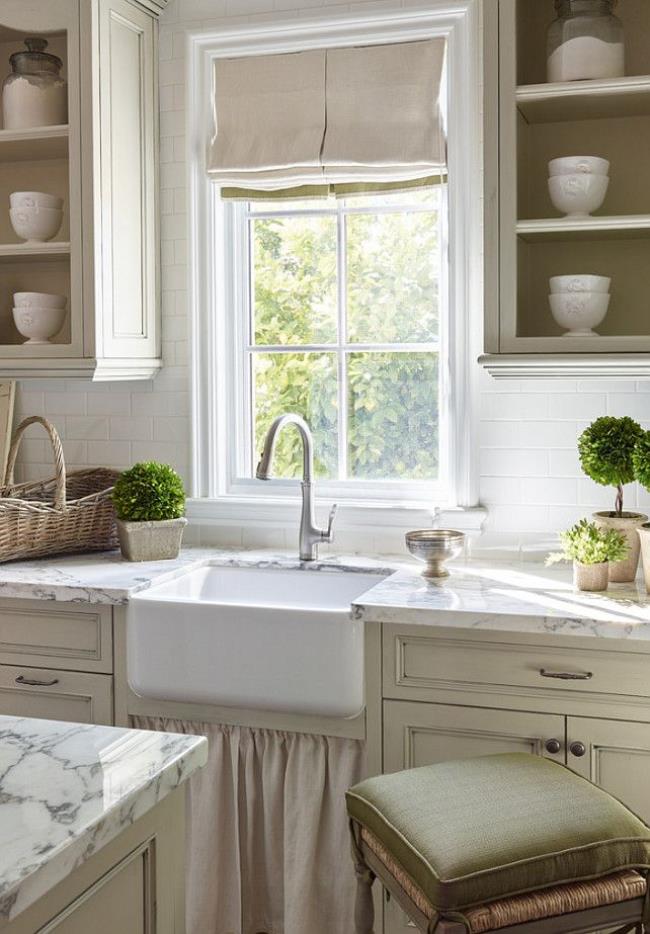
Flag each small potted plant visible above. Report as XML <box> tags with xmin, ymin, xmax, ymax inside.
<box><xmin>546</xmin><ymin>518</ymin><xmax>628</xmax><ymax>593</ymax></box>
<box><xmin>578</xmin><ymin>416</ymin><xmax>646</xmax><ymax>582</ymax></box>
<box><xmin>632</xmin><ymin>431</ymin><xmax>650</xmax><ymax>591</ymax></box>
<box><xmin>112</xmin><ymin>461</ymin><xmax>187</xmax><ymax>562</ymax></box>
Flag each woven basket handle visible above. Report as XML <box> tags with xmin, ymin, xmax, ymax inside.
<box><xmin>5</xmin><ymin>416</ymin><xmax>67</xmax><ymax>510</ymax></box>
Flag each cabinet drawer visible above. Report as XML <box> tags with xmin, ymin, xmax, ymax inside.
<box><xmin>0</xmin><ymin>599</ymin><xmax>112</xmax><ymax>673</ymax></box>
<box><xmin>383</xmin><ymin>628</ymin><xmax>650</xmax><ymax>700</ymax></box>
<box><xmin>0</xmin><ymin>665</ymin><xmax>113</xmax><ymax>724</ymax></box>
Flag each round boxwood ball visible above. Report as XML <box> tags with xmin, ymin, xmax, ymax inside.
<box><xmin>112</xmin><ymin>461</ymin><xmax>185</xmax><ymax>522</ymax></box>
<box><xmin>578</xmin><ymin>416</ymin><xmax>643</xmax><ymax>489</ymax></box>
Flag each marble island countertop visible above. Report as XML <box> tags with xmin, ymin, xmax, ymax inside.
<box><xmin>0</xmin><ymin>715</ymin><xmax>207</xmax><ymax>925</ymax></box>
<box><xmin>353</xmin><ymin>561</ymin><xmax>650</xmax><ymax>641</ymax></box>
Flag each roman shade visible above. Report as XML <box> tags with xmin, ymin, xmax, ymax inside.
<box><xmin>208</xmin><ymin>38</ymin><xmax>446</xmax><ymax>197</ymax></box>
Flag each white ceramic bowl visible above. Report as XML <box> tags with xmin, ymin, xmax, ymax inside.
<box><xmin>549</xmin><ymin>292</ymin><xmax>610</xmax><ymax>336</ymax></box>
<box><xmin>9</xmin><ymin>191</ymin><xmax>64</xmax><ymax>210</ymax></box>
<box><xmin>549</xmin><ymin>275</ymin><xmax>611</xmax><ymax>294</ymax></box>
<box><xmin>10</xmin><ymin>206</ymin><xmax>63</xmax><ymax>242</ymax></box>
<box><xmin>13</xmin><ymin>291</ymin><xmax>66</xmax><ymax>309</ymax></box>
<box><xmin>548</xmin><ymin>156</ymin><xmax>610</xmax><ymax>177</ymax></box>
<box><xmin>12</xmin><ymin>306</ymin><xmax>66</xmax><ymax>344</ymax></box>
<box><xmin>548</xmin><ymin>173</ymin><xmax>609</xmax><ymax>217</ymax></box>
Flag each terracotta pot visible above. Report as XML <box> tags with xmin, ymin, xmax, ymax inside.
<box><xmin>638</xmin><ymin>524</ymin><xmax>650</xmax><ymax>592</ymax></box>
<box><xmin>573</xmin><ymin>561</ymin><xmax>609</xmax><ymax>593</ymax></box>
<box><xmin>117</xmin><ymin>517</ymin><xmax>187</xmax><ymax>562</ymax></box>
<box><xmin>593</xmin><ymin>511</ymin><xmax>647</xmax><ymax>583</ymax></box>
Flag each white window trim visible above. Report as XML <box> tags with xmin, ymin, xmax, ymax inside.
<box><xmin>187</xmin><ymin>2</ymin><xmax>484</xmax><ymax>533</ymax></box>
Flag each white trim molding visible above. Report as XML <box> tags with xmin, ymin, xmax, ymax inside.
<box><xmin>187</xmin><ymin>2</ymin><xmax>483</xmax><ymax>542</ymax></box>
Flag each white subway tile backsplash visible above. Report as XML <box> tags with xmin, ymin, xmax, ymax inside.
<box><xmin>109</xmin><ymin>417</ymin><xmax>154</xmax><ymax>441</ymax></box>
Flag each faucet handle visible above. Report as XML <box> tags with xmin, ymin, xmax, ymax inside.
<box><xmin>322</xmin><ymin>503</ymin><xmax>338</xmax><ymax>543</ymax></box>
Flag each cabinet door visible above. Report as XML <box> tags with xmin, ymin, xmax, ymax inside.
<box><xmin>0</xmin><ymin>665</ymin><xmax>113</xmax><ymax>724</ymax></box>
<box><xmin>97</xmin><ymin>0</ymin><xmax>159</xmax><ymax>360</ymax></box>
<box><xmin>383</xmin><ymin>701</ymin><xmax>565</xmax><ymax>934</ymax></box>
<box><xmin>567</xmin><ymin>717</ymin><xmax>650</xmax><ymax>824</ymax></box>
<box><xmin>384</xmin><ymin>700</ymin><xmax>565</xmax><ymax>773</ymax></box>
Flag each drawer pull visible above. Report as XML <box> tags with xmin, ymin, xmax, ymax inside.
<box><xmin>540</xmin><ymin>669</ymin><xmax>593</xmax><ymax>681</ymax></box>
<box><xmin>15</xmin><ymin>675</ymin><xmax>60</xmax><ymax>687</ymax></box>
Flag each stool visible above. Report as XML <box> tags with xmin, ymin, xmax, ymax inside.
<box><xmin>346</xmin><ymin>753</ymin><xmax>650</xmax><ymax>934</ymax></box>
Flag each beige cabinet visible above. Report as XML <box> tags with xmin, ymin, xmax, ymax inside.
<box><xmin>0</xmin><ymin>0</ymin><xmax>162</xmax><ymax>380</ymax></box>
<box><xmin>0</xmin><ymin>664</ymin><xmax>113</xmax><ymax>724</ymax></box>
<box><xmin>383</xmin><ymin>700</ymin><xmax>564</xmax><ymax>773</ymax></box>
<box><xmin>567</xmin><ymin>716</ymin><xmax>650</xmax><ymax>824</ymax></box>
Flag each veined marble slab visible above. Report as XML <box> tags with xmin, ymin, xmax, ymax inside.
<box><xmin>353</xmin><ymin>562</ymin><xmax>650</xmax><ymax>641</ymax></box>
<box><xmin>0</xmin><ymin>547</ymin><xmax>395</xmax><ymax>605</ymax></box>
<box><xmin>0</xmin><ymin>716</ymin><xmax>207</xmax><ymax>925</ymax></box>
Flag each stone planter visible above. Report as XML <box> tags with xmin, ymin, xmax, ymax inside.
<box><xmin>638</xmin><ymin>524</ymin><xmax>650</xmax><ymax>592</ymax></box>
<box><xmin>593</xmin><ymin>511</ymin><xmax>648</xmax><ymax>583</ymax></box>
<box><xmin>573</xmin><ymin>561</ymin><xmax>609</xmax><ymax>593</ymax></box>
<box><xmin>117</xmin><ymin>517</ymin><xmax>187</xmax><ymax>562</ymax></box>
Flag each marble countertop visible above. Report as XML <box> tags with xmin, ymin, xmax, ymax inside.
<box><xmin>0</xmin><ymin>715</ymin><xmax>207</xmax><ymax>925</ymax></box>
<box><xmin>353</xmin><ymin>561</ymin><xmax>650</xmax><ymax>641</ymax></box>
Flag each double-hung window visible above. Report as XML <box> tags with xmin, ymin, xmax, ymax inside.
<box><xmin>190</xmin><ymin>7</ymin><xmax>481</xmax><ymax>519</ymax></box>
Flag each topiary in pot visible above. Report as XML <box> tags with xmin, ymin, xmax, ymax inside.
<box><xmin>632</xmin><ymin>431</ymin><xmax>650</xmax><ymax>592</ymax></box>
<box><xmin>578</xmin><ymin>416</ymin><xmax>646</xmax><ymax>583</ymax></box>
<box><xmin>112</xmin><ymin>461</ymin><xmax>187</xmax><ymax>562</ymax></box>
<box><xmin>546</xmin><ymin>518</ymin><xmax>628</xmax><ymax>592</ymax></box>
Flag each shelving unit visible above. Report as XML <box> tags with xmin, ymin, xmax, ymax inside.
<box><xmin>482</xmin><ymin>0</ymin><xmax>650</xmax><ymax>378</ymax></box>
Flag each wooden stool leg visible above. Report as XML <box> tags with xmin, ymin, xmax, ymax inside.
<box><xmin>354</xmin><ymin>860</ymin><xmax>376</xmax><ymax>934</ymax></box>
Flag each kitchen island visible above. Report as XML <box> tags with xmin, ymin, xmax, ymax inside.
<box><xmin>0</xmin><ymin>715</ymin><xmax>206</xmax><ymax>932</ymax></box>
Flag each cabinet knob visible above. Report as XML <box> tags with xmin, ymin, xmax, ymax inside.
<box><xmin>545</xmin><ymin>738</ymin><xmax>561</xmax><ymax>754</ymax></box>
<box><xmin>569</xmin><ymin>741</ymin><xmax>586</xmax><ymax>758</ymax></box>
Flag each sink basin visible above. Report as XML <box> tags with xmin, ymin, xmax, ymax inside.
<box><xmin>127</xmin><ymin>565</ymin><xmax>384</xmax><ymax>717</ymax></box>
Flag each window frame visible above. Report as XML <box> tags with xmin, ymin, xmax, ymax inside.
<box><xmin>188</xmin><ymin>1</ymin><xmax>482</xmax><ymax>527</ymax></box>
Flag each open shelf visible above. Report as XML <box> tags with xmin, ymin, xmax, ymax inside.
<box><xmin>0</xmin><ymin>242</ymin><xmax>71</xmax><ymax>263</ymax></box>
<box><xmin>0</xmin><ymin>125</ymin><xmax>69</xmax><ymax>163</ymax></box>
<box><xmin>517</xmin><ymin>77</ymin><xmax>650</xmax><ymax>125</ymax></box>
<box><xmin>517</xmin><ymin>216</ymin><xmax>650</xmax><ymax>243</ymax></box>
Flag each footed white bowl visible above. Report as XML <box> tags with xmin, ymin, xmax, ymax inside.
<box><xmin>548</xmin><ymin>173</ymin><xmax>609</xmax><ymax>217</ymax></box>
<box><xmin>548</xmin><ymin>156</ymin><xmax>610</xmax><ymax>177</ymax></box>
<box><xmin>13</xmin><ymin>306</ymin><xmax>66</xmax><ymax>344</ymax></box>
<box><xmin>549</xmin><ymin>292</ymin><xmax>610</xmax><ymax>336</ymax></box>
<box><xmin>550</xmin><ymin>275</ymin><xmax>611</xmax><ymax>294</ymax></box>
<box><xmin>10</xmin><ymin>191</ymin><xmax>63</xmax><ymax>210</ymax></box>
<box><xmin>10</xmin><ymin>206</ymin><xmax>63</xmax><ymax>242</ymax></box>
<box><xmin>14</xmin><ymin>291</ymin><xmax>66</xmax><ymax>308</ymax></box>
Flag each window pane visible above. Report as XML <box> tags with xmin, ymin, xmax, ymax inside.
<box><xmin>253</xmin><ymin>352</ymin><xmax>338</xmax><ymax>479</ymax></box>
<box><xmin>346</xmin><ymin>208</ymin><xmax>439</xmax><ymax>344</ymax></box>
<box><xmin>343</xmin><ymin>186</ymin><xmax>440</xmax><ymax>209</ymax></box>
<box><xmin>252</xmin><ymin>215</ymin><xmax>337</xmax><ymax>345</ymax></box>
<box><xmin>347</xmin><ymin>352</ymin><xmax>439</xmax><ymax>480</ymax></box>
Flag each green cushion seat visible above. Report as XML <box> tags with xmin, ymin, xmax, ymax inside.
<box><xmin>346</xmin><ymin>753</ymin><xmax>650</xmax><ymax>913</ymax></box>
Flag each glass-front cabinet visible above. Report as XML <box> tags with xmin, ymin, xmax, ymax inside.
<box><xmin>0</xmin><ymin>0</ymin><xmax>165</xmax><ymax>380</ymax></box>
<box><xmin>482</xmin><ymin>0</ymin><xmax>650</xmax><ymax>378</ymax></box>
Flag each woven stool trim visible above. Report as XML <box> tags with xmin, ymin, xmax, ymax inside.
<box><xmin>360</xmin><ymin>827</ymin><xmax>647</xmax><ymax>934</ymax></box>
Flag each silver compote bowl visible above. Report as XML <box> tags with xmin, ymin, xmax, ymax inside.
<box><xmin>405</xmin><ymin>529</ymin><xmax>466</xmax><ymax>579</ymax></box>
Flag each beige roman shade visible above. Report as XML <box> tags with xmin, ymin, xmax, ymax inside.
<box><xmin>207</xmin><ymin>38</ymin><xmax>446</xmax><ymax>196</ymax></box>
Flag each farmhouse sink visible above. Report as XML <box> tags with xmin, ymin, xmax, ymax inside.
<box><xmin>127</xmin><ymin>564</ymin><xmax>384</xmax><ymax>717</ymax></box>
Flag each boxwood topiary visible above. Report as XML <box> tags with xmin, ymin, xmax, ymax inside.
<box><xmin>112</xmin><ymin>461</ymin><xmax>185</xmax><ymax>522</ymax></box>
<box><xmin>633</xmin><ymin>430</ymin><xmax>650</xmax><ymax>493</ymax></box>
<box><xmin>577</xmin><ymin>416</ymin><xmax>643</xmax><ymax>516</ymax></box>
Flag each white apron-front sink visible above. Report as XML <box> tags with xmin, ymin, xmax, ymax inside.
<box><xmin>127</xmin><ymin>564</ymin><xmax>384</xmax><ymax>718</ymax></box>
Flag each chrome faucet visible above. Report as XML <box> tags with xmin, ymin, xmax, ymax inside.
<box><xmin>256</xmin><ymin>413</ymin><xmax>337</xmax><ymax>561</ymax></box>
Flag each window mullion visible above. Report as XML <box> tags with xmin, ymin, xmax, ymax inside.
<box><xmin>337</xmin><ymin>204</ymin><xmax>348</xmax><ymax>482</ymax></box>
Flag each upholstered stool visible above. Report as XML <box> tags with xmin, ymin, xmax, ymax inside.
<box><xmin>346</xmin><ymin>753</ymin><xmax>650</xmax><ymax>934</ymax></box>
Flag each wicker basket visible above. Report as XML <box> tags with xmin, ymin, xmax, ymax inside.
<box><xmin>0</xmin><ymin>416</ymin><xmax>121</xmax><ymax>562</ymax></box>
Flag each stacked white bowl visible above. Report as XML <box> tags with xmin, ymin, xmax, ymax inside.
<box><xmin>9</xmin><ymin>191</ymin><xmax>64</xmax><ymax>243</ymax></box>
<box><xmin>549</xmin><ymin>275</ymin><xmax>611</xmax><ymax>337</ymax></box>
<box><xmin>13</xmin><ymin>292</ymin><xmax>67</xmax><ymax>344</ymax></box>
<box><xmin>548</xmin><ymin>156</ymin><xmax>610</xmax><ymax>217</ymax></box>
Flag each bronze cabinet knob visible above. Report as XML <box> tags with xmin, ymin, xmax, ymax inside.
<box><xmin>545</xmin><ymin>739</ymin><xmax>561</xmax><ymax>754</ymax></box>
<box><xmin>569</xmin><ymin>741</ymin><xmax>587</xmax><ymax>758</ymax></box>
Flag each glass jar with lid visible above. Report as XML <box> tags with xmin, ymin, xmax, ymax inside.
<box><xmin>547</xmin><ymin>0</ymin><xmax>625</xmax><ymax>83</ymax></box>
<box><xmin>2</xmin><ymin>37</ymin><xmax>68</xmax><ymax>131</ymax></box>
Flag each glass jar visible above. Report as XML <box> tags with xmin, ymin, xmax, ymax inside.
<box><xmin>2</xmin><ymin>37</ymin><xmax>68</xmax><ymax>131</ymax></box>
<box><xmin>547</xmin><ymin>0</ymin><xmax>625</xmax><ymax>83</ymax></box>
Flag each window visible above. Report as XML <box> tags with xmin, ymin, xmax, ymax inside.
<box><xmin>189</xmin><ymin>5</ymin><xmax>481</xmax><ymax>521</ymax></box>
<box><xmin>227</xmin><ymin>187</ymin><xmax>445</xmax><ymax>497</ymax></box>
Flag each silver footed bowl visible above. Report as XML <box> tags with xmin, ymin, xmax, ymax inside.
<box><xmin>405</xmin><ymin>529</ymin><xmax>466</xmax><ymax>579</ymax></box>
